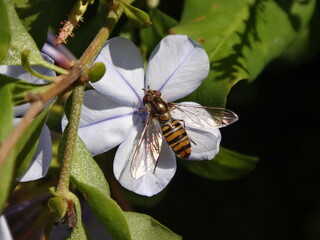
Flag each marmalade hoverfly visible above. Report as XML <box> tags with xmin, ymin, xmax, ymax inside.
<box><xmin>131</xmin><ymin>88</ymin><xmax>238</xmax><ymax>179</ymax></box>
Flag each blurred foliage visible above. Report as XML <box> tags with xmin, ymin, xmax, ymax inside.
<box><xmin>0</xmin><ymin>85</ymin><xmax>14</xmax><ymax>212</ymax></box>
<box><xmin>14</xmin><ymin>0</ymin><xmax>58</xmax><ymax>48</ymax></box>
<box><xmin>2</xmin><ymin>1</ymin><xmax>46</xmax><ymax>65</ymax></box>
<box><xmin>181</xmin><ymin>147</ymin><xmax>259</xmax><ymax>180</ymax></box>
<box><xmin>0</xmin><ymin>0</ymin><xmax>10</xmax><ymax>63</ymax></box>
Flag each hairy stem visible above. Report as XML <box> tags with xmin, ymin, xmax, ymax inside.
<box><xmin>56</xmin><ymin>83</ymin><xmax>85</xmax><ymax>194</ymax></box>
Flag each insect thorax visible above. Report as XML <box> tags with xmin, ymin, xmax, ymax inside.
<box><xmin>147</xmin><ymin>97</ymin><xmax>171</xmax><ymax>122</ymax></box>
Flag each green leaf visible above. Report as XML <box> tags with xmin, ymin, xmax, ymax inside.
<box><xmin>181</xmin><ymin>147</ymin><xmax>258</xmax><ymax>180</ymax></box>
<box><xmin>124</xmin><ymin>212</ymin><xmax>182</xmax><ymax>240</ymax></box>
<box><xmin>140</xmin><ymin>9</ymin><xmax>178</xmax><ymax>53</ymax></box>
<box><xmin>0</xmin><ymin>84</ymin><xmax>14</xmax><ymax>212</ymax></box>
<box><xmin>69</xmin><ymin>137</ymin><xmax>182</xmax><ymax>240</ymax></box>
<box><xmin>275</xmin><ymin>2</ymin><xmax>320</xmax><ymax>66</ymax></box>
<box><xmin>0</xmin><ymin>0</ymin><xmax>10</xmax><ymax>63</ymax></box>
<box><xmin>13</xmin><ymin>0</ymin><xmax>58</xmax><ymax>48</ymax></box>
<box><xmin>172</xmin><ymin>0</ymin><xmax>316</xmax><ymax>107</ymax></box>
<box><xmin>70</xmin><ymin>138</ymin><xmax>111</xmax><ymax>197</ymax></box>
<box><xmin>69</xmin><ymin>137</ymin><xmax>131</xmax><ymax>240</ymax></box>
<box><xmin>0</xmin><ymin>1</ymin><xmax>49</xmax><ymax>66</ymax></box>
<box><xmin>0</xmin><ymin>73</ymin><xmax>50</xmax><ymax>106</ymax></box>
<box><xmin>14</xmin><ymin>101</ymin><xmax>53</xmax><ymax>178</ymax></box>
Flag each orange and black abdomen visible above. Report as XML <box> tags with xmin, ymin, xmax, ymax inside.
<box><xmin>161</xmin><ymin>119</ymin><xmax>191</xmax><ymax>159</ymax></box>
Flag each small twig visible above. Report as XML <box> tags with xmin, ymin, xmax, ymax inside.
<box><xmin>0</xmin><ymin>67</ymin><xmax>82</xmax><ymax>170</ymax></box>
<box><xmin>0</xmin><ymin>101</ymin><xmax>44</xmax><ymax>169</ymax></box>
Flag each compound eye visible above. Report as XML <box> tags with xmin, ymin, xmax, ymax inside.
<box><xmin>153</xmin><ymin>90</ymin><xmax>162</xmax><ymax>97</ymax></box>
<box><xmin>143</xmin><ymin>94</ymin><xmax>153</xmax><ymax>104</ymax></box>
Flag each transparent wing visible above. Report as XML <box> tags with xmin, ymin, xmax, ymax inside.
<box><xmin>171</xmin><ymin>102</ymin><xmax>238</xmax><ymax>128</ymax></box>
<box><xmin>131</xmin><ymin>116</ymin><xmax>163</xmax><ymax>179</ymax></box>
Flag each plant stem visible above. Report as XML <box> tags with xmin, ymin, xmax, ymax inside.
<box><xmin>77</xmin><ymin>1</ymin><xmax>126</xmax><ymax>69</ymax></box>
<box><xmin>56</xmin><ymin>82</ymin><xmax>85</xmax><ymax>194</ymax></box>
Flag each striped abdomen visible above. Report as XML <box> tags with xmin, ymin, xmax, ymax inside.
<box><xmin>161</xmin><ymin>119</ymin><xmax>191</xmax><ymax>158</ymax></box>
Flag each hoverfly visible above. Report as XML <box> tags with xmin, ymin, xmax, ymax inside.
<box><xmin>131</xmin><ymin>88</ymin><xmax>238</xmax><ymax>179</ymax></box>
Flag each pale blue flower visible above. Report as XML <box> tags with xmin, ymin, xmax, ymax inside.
<box><xmin>62</xmin><ymin>35</ymin><xmax>221</xmax><ymax>196</ymax></box>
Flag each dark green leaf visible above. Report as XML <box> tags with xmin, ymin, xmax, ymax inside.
<box><xmin>172</xmin><ymin>0</ymin><xmax>316</xmax><ymax>106</ymax></box>
<box><xmin>0</xmin><ymin>84</ymin><xmax>14</xmax><ymax>212</ymax></box>
<box><xmin>0</xmin><ymin>73</ymin><xmax>50</xmax><ymax>105</ymax></box>
<box><xmin>0</xmin><ymin>1</ymin><xmax>50</xmax><ymax>66</ymax></box>
<box><xmin>124</xmin><ymin>212</ymin><xmax>182</xmax><ymax>240</ymax></box>
<box><xmin>0</xmin><ymin>0</ymin><xmax>10</xmax><ymax>63</ymax></box>
<box><xmin>13</xmin><ymin>0</ymin><xmax>58</xmax><ymax>48</ymax></box>
<box><xmin>274</xmin><ymin>2</ymin><xmax>320</xmax><ymax>67</ymax></box>
<box><xmin>181</xmin><ymin>147</ymin><xmax>258</xmax><ymax>180</ymax></box>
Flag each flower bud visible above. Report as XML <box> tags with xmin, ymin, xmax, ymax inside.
<box><xmin>48</xmin><ymin>197</ymin><xmax>67</xmax><ymax>221</ymax></box>
<box><xmin>147</xmin><ymin>0</ymin><xmax>159</xmax><ymax>9</ymax></box>
<box><xmin>119</xmin><ymin>1</ymin><xmax>152</xmax><ymax>28</ymax></box>
<box><xmin>88</xmin><ymin>62</ymin><xmax>106</xmax><ymax>83</ymax></box>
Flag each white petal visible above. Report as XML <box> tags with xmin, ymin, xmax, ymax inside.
<box><xmin>146</xmin><ymin>35</ymin><xmax>209</xmax><ymax>102</ymax></box>
<box><xmin>91</xmin><ymin>37</ymin><xmax>145</xmax><ymax>107</ymax></box>
<box><xmin>0</xmin><ymin>216</ymin><xmax>13</xmax><ymax>240</ymax></box>
<box><xmin>13</xmin><ymin>104</ymin><xmax>30</xmax><ymax>117</ymax></box>
<box><xmin>185</xmin><ymin>126</ymin><xmax>221</xmax><ymax>160</ymax></box>
<box><xmin>171</xmin><ymin>101</ymin><xmax>221</xmax><ymax>160</ymax></box>
<box><xmin>62</xmin><ymin>90</ymin><xmax>139</xmax><ymax>156</ymax></box>
<box><xmin>114</xmin><ymin>120</ymin><xmax>176</xmax><ymax>197</ymax></box>
<box><xmin>16</xmin><ymin>123</ymin><xmax>52</xmax><ymax>182</ymax></box>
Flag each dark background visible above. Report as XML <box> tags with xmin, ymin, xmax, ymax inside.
<box><xmin>126</xmin><ymin>1</ymin><xmax>320</xmax><ymax>239</ymax></box>
<box><xmin>132</xmin><ymin>50</ymin><xmax>320</xmax><ymax>240</ymax></box>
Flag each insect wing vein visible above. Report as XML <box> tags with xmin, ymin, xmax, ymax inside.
<box><xmin>131</xmin><ymin>117</ymin><xmax>163</xmax><ymax>179</ymax></box>
<box><xmin>171</xmin><ymin>103</ymin><xmax>238</xmax><ymax>128</ymax></box>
